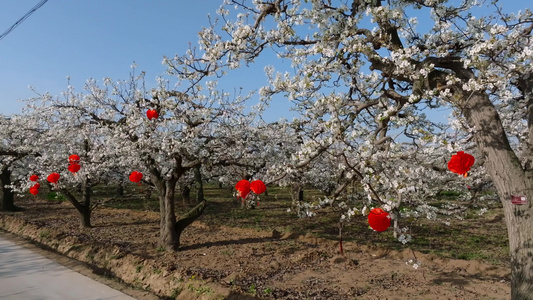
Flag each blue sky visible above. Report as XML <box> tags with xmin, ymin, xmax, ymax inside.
<box><xmin>0</xmin><ymin>0</ymin><xmax>289</xmax><ymax>119</ymax></box>
<box><xmin>0</xmin><ymin>0</ymin><xmax>528</xmax><ymax>121</ymax></box>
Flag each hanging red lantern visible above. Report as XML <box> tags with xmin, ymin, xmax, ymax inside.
<box><xmin>29</xmin><ymin>175</ymin><xmax>39</xmax><ymax>182</ymax></box>
<box><xmin>129</xmin><ymin>171</ymin><xmax>143</xmax><ymax>184</ymax></box>
<box><xmin>448</xmin><ymin>151</ymin><xmax>475</xmax><ymax>177</ymax></box>
<box><xmin>47</xmin><ymin>172</ymin><xmax>60</xmax><ymax>184</ymax></box>
<box><xmin>69</xmin><ymin>154</ymin><xmax>80</xmax><ymax>164</ymax></box>
<box><xmin>250</xmin><ymin>180</ymin><xmax>266</xmax><ymax>195</ymax></box>
<box><xmin>146</xmin><ymin>109</ymin><xmax>159</xmax><ymax>120</ymax></box>
<box><xmin>235</xmin><ymin>179</ymin><xmax>251</xmax><ymax>199</ymax></box>
<box><xmin>368</xmin><ymin>208</ymin><xmax>391</xmax><ymax>232</ymax></box>
<box><xmin>68</xmin><ymin>163</ymin><xmax>81</xmax><ymax>174</ymax></box>
<box><xmin>29</xmin><ymin>187</ymin><xmax>39</xmax><ymax>195</ymax></box>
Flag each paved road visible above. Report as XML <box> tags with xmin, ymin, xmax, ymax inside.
<box><xmin>0</xmin><ymin>234</ymin><xmax>136</xmax><ymax>300</ymax></box>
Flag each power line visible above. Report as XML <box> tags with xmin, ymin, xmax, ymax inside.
<box><xmin>0</xmin><ymin>0</ymin><xmax>49</xmax><ymax>41</ymax></box>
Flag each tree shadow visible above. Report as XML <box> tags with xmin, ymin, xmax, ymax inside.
<box><xmin>94</xmin><ymin>220</ymin><xmax>157</xmax><ymax>227</ymax></box>
<box><xmin>432</xmin><ymin>273</ymin><xmax>470</xmax><ymax>286</ymax></box>
<box><xmin>431</xmin><ymin>270</ymin><xmax>509</xmax><ymax>287</ymax></box>
<box><xmin>225</xmin><ymin>292</ymin><xmax>259</xmax><ymax>300</ymax></box>
<box><xmin>179</xmin><ymin>236</ymin><xmax>277</xmax><ymax>251</ymax></box>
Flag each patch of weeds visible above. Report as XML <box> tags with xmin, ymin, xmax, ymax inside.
<box><xmin>187</xmin><ymin>283</ymin><xmax>214</xmax><ymax>296</ymax></box>
<box><xmin>469</xmin><ymin>235</ymin><xmax>487</xmax><ymax>244</ymax></box>
<box><xmin>153</xmin><ymin>267</ymin><xmax>162</xmax><ymax>274</ymax></box>
<box><xmin>67</xmin><ymin>245</ymin><xmax>83</xmax><ymax>253</ymax></box>
<box><xmin>46</xmin><ymin>192</ymin><xmax>65</xmax><ymax>201</ymax></box>
<box><xmin>132</xmin><ymin>278</ymin><xmax>143</xmax><ymax>290</ymax></box>
<box><xmin>248</xmin><ymin>284</ymin><xmax>257</xmax><ymax>296</ymax></box>
<box><xmin>85</xmin><ymin>251</ymin><xmax>95</xmax><ymax>262</ymax></box>
<box><xmin>101</xmin><ymin>260</ymin><xmax>110</xmax><ymax>269</ymax></box>
<box><xmin>452</xmin><ymin>251</ymin><xmax>489</xmax><ymax>261</ymax></box>
<box><xmin>39</xmin><ymin>229</ymin><xmax>51</xmax><ymax>241</ymax></box>
<box><xmin>136</xmin><ymin>265</ymin><xmax>143</xmax><ymax>273</ymax></box>
<box><xmin>264</xmin><ymin>287</ymin><xmax>273</xmax><ymax>295</ymax></box>
<box><xmin>169</xmin><ymin>287</ymin><xmax>183</xmax><ymax>298</ymax></box>
<box><xmin>220</xmin><ymin>247</ymin><xmax>234</xmax><ymax>256</ymax></box>
<box><xmin>156</xmin><ymin>246</ymin><xmax>165</xmax><ymax>252</ymax></box>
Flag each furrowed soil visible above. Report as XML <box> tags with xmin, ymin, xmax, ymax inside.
<box><xmin>0</xmin><ymin>185</ymin><xmax>511</xmax><ymax>299</ymax></box>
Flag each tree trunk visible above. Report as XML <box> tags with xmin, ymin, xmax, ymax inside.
<box><xmin>181</xmin><ymin>186</ymin><xmax>191</xmax><ymax>205</ymax></box>
<box><xmin>59</xmin><ymin>172</ymin><xmax>93</xmax><ymax>228</ymax></box>
<box><xmin>175</xmin><ymin>200</ymin><xmax>207</xmax><ymax>246</ymax></box>
<box><xmin>81</xmin><ymin>179</ymin><xmax>92</xmax><ymax>228</ymax></box>
<box><xmin>159</xmin><ymin>180</ymin><xmax>179</xmax><ymax>251</ymax></box>
<box><xmin>144</xmin><ymin>187</ymin><xmax>152</xmax><ymax>210</ymax></box>
<box><xmin>462</xmin><ymin>90</ymin><xmax>533</xmax><ymax>299</ymax></box>
<box><xmin>62</xmin><ymin>188</ymin><xmax>92</xmax><ymax>228</ymax></box>
<box><xmin>291</xmin><ymin>185</ymin><xmax>304</xmax><ymax>214</ymax></box>
<box><xmin>115</xmin><ymin>183</ymin><xmax>124</xmax><ymax>197</ymax></box>
<box><xmin>0</xmin><ymin>168</ymin><xmax>21</xmax><ymax>212</ymax></box>
<box><xmin>79</xmin><ymin>205</ymin><xmax>92</xmax><ymax>228</ymax></box>
<box><xmin>392</xmin><ymin>209</ymin><xmax>400</xmax><ymax>239</ymax></box>
<box><xmin>194</xmin><ymin>166</ymin><xmax>204</xmax><ymax>203</ymax></box>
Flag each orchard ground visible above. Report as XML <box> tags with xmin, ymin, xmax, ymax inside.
<box><xmin>0</xmin><ymin>184</ymin><xmax>511</xmax><ymax>299</ymax></box>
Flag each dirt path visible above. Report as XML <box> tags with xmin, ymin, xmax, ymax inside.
<box><xmin>0</xmin><ymin>198</ymin><xmax>511</xmax><ymax>299</ymax></box>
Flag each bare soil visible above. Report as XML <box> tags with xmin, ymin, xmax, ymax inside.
<box><xmin>0</xmin><ymin>189</ymin><xmax>511</xmax><ymax>300</ymax></box>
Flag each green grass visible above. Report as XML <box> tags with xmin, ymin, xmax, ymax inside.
<box><xmin>46</xmin><ymin>192</ymin><xmax>65</xmax><ymax>201</ymax></box>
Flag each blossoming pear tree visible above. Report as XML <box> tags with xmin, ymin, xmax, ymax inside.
<box><xmin>0</xmin><ymin>114</ymin><xmax>42</xmax><ymax>212</ymax></box>
<box><xmin>166</xmin><ymin>0</ymin><xmax>533</xmax><ymax>297</ymax></box>
<box><xmin>53</xmin><ymin>71</ymin><xmax>251</xmax><ymax>250</ymax></box>
<box><xmin>8</xmin><ymin>89</ymin><xmax>123</xmax><ymax>228</ymax></box>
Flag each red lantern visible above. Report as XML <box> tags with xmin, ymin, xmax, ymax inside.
<box><xmin>146</xmin><ymin>109</ymin><xmax>158</xmax><ymax>120</ymax></box>
<box><xmin>448</xmin><ymin>151</ymin><xmax>475</xmax><ymax>177</ymax></box>
<box><xmin>69</xmin><ymin>154</ymin><xmax>80</xmax><ymax>164</ymax></box>
<box><xmin>250</xmin><ymin>180</ymin><xmax>266</xmax><ymax>195</ymax></box>
<box><xmin>47</xmin><ymin>172</ymin><xmax>60</xmax><ymax>184</ymax></box>
<box><xmin>235</xmin><ymin>179</ymin><xmax>251</xmax><ymax>199</ymax></box>
<box><xmin>29</xmin><ymin>182</ymin><xmax>40</xmax><ymax>195</ymax></box>
<box><xmin>129</xmin><ymin>171</ymin><xmax>143</xmax><ymax>184</ymax></box>
<box><xmin>368</xmin><ymin>208</ymin><xmax>391</xmax><ymax>232</ymax></box>
<box><xmin>29</xmin><ymin>187</ymin><xmax>39</xmax><ymax>195</ymax></box>
<box><xmin>68</xmin><ymin>163</ymin><xmax>81</xmax><ymax>174</ymax></box>
<box><xmin>29</xmin><ymin>175</ymin><xmax>39</xmax><ymax>182</ymax></box>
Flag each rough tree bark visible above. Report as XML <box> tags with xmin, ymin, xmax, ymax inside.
<box><xmin>159</xmin><ymin>178</ymin><xmax>179</xmax><ymax>250</ymax></box>
<box><xmin>0</xmin><ymin>167</ymin><xmax>21</xmax><ymax>212</ymax></box>
<box><xmin>194</xmin><ymin>166</ymin><xmax>204</xmax><ymax>203</ymax></box>
<box><xmin>181</xmin><ymin>186</ymin><xmax>191</xmax><ymax>205</ymax></box>
<box><xmin>291</xmin><ymin>184</ymin><xmax>304</xmax><ymax>214</ymax></box>
<box><xmin>153</xmin><ymin>164</ymin><xmax>207</xmax><ymax>251</ymax></box>
<box><xmin>175</xmin><ymin>200</ymin><xmax>207</xmax><ymax>245</ymax></box>
<box><xmin>460</xmin><ymin>89</ymin><xmax>533</xmax><ymax>299</ymax></box>
<box><xmin>115</xmin><ymin>182</ymin><xmax>124</xmax><ymax>197</ymax></box>
<box><xmin>62</xmin><ymin>176</ymin><xmax>93</xmax><ymax>229</ymax></box>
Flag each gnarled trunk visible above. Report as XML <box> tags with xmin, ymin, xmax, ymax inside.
<box><xmin>181</xmin><ymin>185</ymin><xmax>191</xmax><ymax>205</ymax></box>
<box><xmin>0</xmin><ymin>168</ymin><xmax>21</xmax><ymax>212</ymax></box>
<box><xmin>194</xmin><ymin>166</ymin><xmax>204</xmax><ymax>203</ymax></box>
<box><xmin>62</xmin><ymin>177</ymin><xmax>92</xmax><ymax>228</ymax></box>
<box><xmin>157</xmin><ymin>176</ymin><xmax>207</xmax><ymax>251</ymax></box>
<box><xmin>291</xmin><ymin>184</ymin><xmax>304</xmax><ymax>214</ymax></box>
<box><xmin>462</xmin><ymin>91</ymin><xmax>533</xmax><ymax>299</ymax></box>
<box><xmin>159</xmin><ymin>179</ymin><xmax>179</xmax><ymax>251</ymax></box>
<box><xmin>175</xmin><ymin>200</ymin><xmax>207</xmax><ymax>244</ymax></box>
